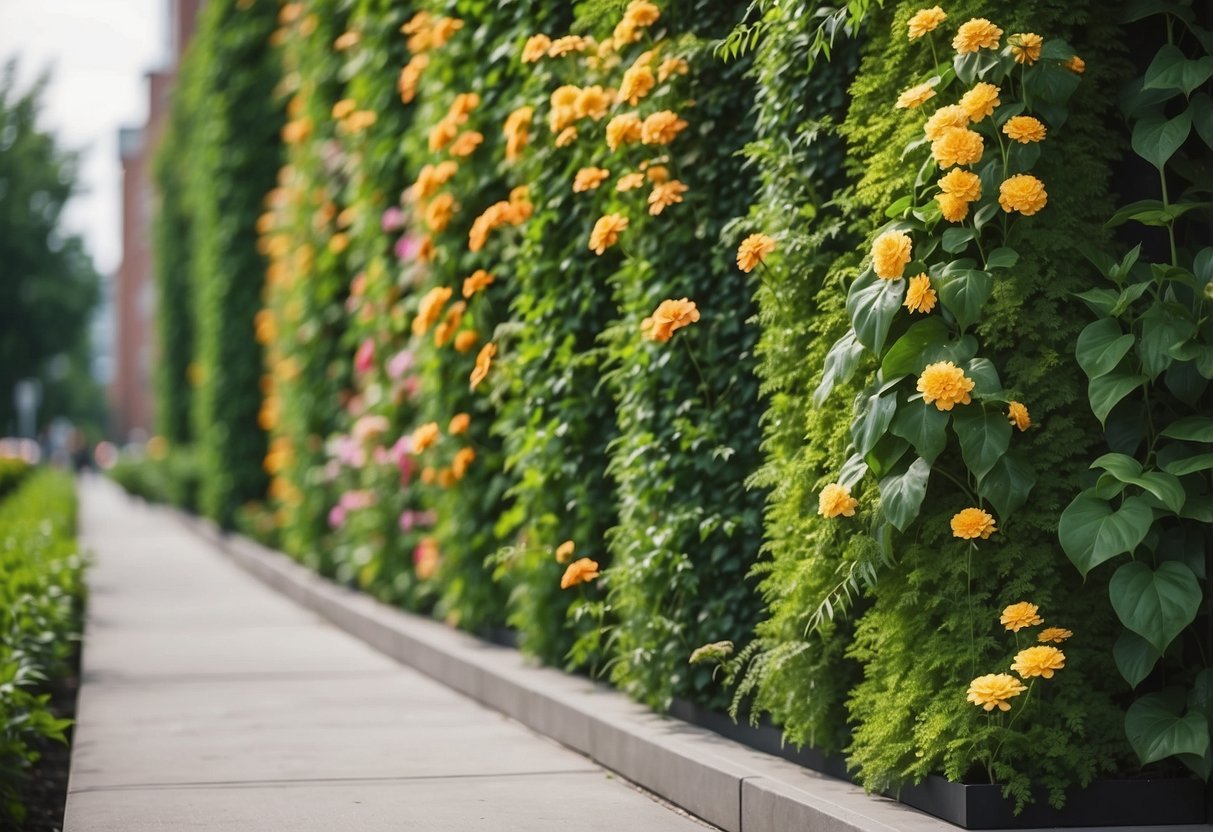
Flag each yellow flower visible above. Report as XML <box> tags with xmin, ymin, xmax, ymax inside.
<box><xmin>931</xmin><ymin>127</ymin><xmax>984</xmax><ymax>168</ymax></box>
<box><xmin>1038</xmin><ymin>627</ymin><xmax>1073</xmax><ymax>644</ymax></box>
<box><xmin>959</xmin><ymin>82</ymin><xmax>1000</xmax><ymax>122</ymax></box>
<box><xmin>551</xmin><ymin>85</ymin><xmax>580</xmax><ymax>110</ymax></box>
<box><xmin>334</xmin><ymin>30</ymin><xmax>360</xmax><ymax>51</ymax></box>
<box><xmin>1000</xmin><ymin>602</ymin><xmax>1043</xmax><ymax>632</ymax></box>
<box><xmin>429</xmin><ymin>17</ymin><xmax>463</xmax><ymax>49</ymax></box>
<box><xmin>450</xmin><ymin>330</ymin><xmax>478</xmax><ymax>353</ymax></box>
<box><xmin>642</xmin><ymin>298</ymin><xmax>700</xmax><ymax>342</ymax></box>
<box><xmin>658</xmin><ymin>57</ymin><xmax>689</xmax><ymax>81</ymax></box>
<box><xmin>871</xmin><ymin>230</ymin><xmax>913</xmax><ymax>280</ymax></box>
<box><xmin>574</xmin><ymin>167</ymin><xmax>612</xmax><ymax>193</ymax></box>
<box><xmin>999</xmin><ymin>174</ymin><xmax>1047</xmax><ymax>215</ymax></box>
<box><xmin>429</xmin><ymin>117</ymin><xmax>459</xmax><ymax>152</ymax></box>
<box><xmin>448</xmin><ymin>413</ymin><xmax>471</xmax><ymax>435</ymax></box>
<box><xmin>424</xmin><ymin>192</ymin><xmax>457</xmax><ymax>233</ymax></box>
<box><xmin>413</xmin><ymin>161</ymin><xmax>458</xmax><ymax>200</ymax></box>
<box><xmin>951</xmin><ymin>507</ymin><xmax>997</xmax><ymax>539</ymax></box>
<box><xmin>625</xmin><ymin>0</ymin><xmax>660</xmax><ymax>26</ymax></box>
<box><xmin>895</xmin><ymin>79</ymin><xmax>939</xmax><ymax>109</ymax></box>
<box><xmin>449</xmin><ymin>130</ymin><xmax>484</xmax><ymax>157</ymax></box>
<box><xmin>548</xmin><ymin>35</ymin><xmax>589</xmax><ymax>57</ymax></box>
<box><xmin>1065</xmin><ymin>55</ymin><xmax>1086</xmax><ymax>74</ymax></box>
<box><xmin>412</xmin><ymin>422</ymin><xmax>441</xmax><ymax>453</ymax></box>
<box><xmin>606</xmin><ymin>112</ymin><xmax>643</xmax><ymax>151</ymax></box>
<box><xmin>399</xmin><ymin>55</ymin><xmax>428</xmax><ymax>104</ymax></box>
<box><xmin>332</xmin><ymin>98</ymin><xmax>356</xmax><ymax>120</ymax></box>
<box><xmin>619</xmin><ymin>63</ymin><xmax>656</xmax><ymax>105</ymax></box>
<box><xmin>907</xmin><ymin>5</ymin><xmax>947</xmax><ymax>38</ymax></box>
<box><xmin>504</xmin><ymin>106</ymin><xmax>533</xmax><ymax>161</ymax></box>
<box><xmin>818</xmin><ymin>483</ymin><xmax>859</xmax><ymax>518</ymax></box>
<box><xmin>462</xmin><ymin>269</ymin><xmax>495</xmax><ymax>298</ymax></box>
<box><xmin>1003</xmin><ymin>115</ymin><xmax>1047</xmax><ymax>143</ymax></box>
<box><xmin>904</xmin><ymin>273</ymin><xmax>937</xmax><ymax>313</ymax></box>
<box><xmin>470</xmin><ymin>342</ymin><xmax>496</xmax><ymax>390</ymax></box>
<box><xmin>413</xmin><ymin>286</ymin><xmax>452</xmax><ymax>335</ymax></box>
<box><xmin>561</xmin><ymin>557</ymin><xmax>601</xmax><ymax>589</ymax></box>
<box><xmin>555</xmin><ymin>540</ymin><xmax>575</xmax><ymax>564</ymax></box>
<box><xmin>1012</xmin><ymin>645</ymin><xmax>1065</xmax><ymax>679</ymax></box>
<box><xmin>1009</xmin><ymin>32</ymin><xmax>1043</xmax><ymax>64</ymax></box>
<box><xmin>953</xmin><ymin>18</ymin><xmax>1003</xmax><ymax>54</ymax></box>
<box><xmin>616</xmin><ymin>172</ymin><xmax>646</xmax><ymax>192</ymax></box>
<box><xmin>589</xmin><ymin>214</ymin><xmax>629</xmax><ymax>255</ymax></box>
<box><xmin>1007</xmin><ymin>401</ymin><xmax>1031</xmax><ymax>431</ymax></box>
<box><xmin>434</xmin><ymin>301</ymin><xmax>467</xmax><ymax>347</ymax></box>
<box><xmin>736</xmin><ymin>233</ymin><xmax>777</xmax><ymax>273</ymax></box>
<box><xmin>641</xmin><ymin>110</ymin><xmax>688</xmax><ymax>145</ymax></box>
<box><xmin>937</xmin><ymin>192</ymin><xmax>970</xmax><ymax>222</ymax></box>
<box><xmin>575</xmin><ymin>85</ymin><xmax>612</xmax><ymax>121</ymax></box>
<box><xmin>967</xmin><ymin>674</ymin><xmax>1027</xmax><ymax>712</ymax></box>
<box><xmin>648</xmin><ymin>180</ymin><xmax>688</xmax><ymax>215</ymax></box>
<box><xmin>939</xmin><ymin>168</ymin><xmax>981</xmax><ymax>202</ymax></box>
<box><xmin>522</xmin><ymin>33</ymin><xmax>551</xmax><ymax>63</ymax></box>
<box><xmin>555</xmin><ymin>126</ymin><xmax>578</xmax><ymax>148</ymax></box>
<box><xmin>646</xmin><ymin>164</ymin><xmax>670</xmax><ymax>183</ymax></box>
<box><xmin>449</xmin><ymin>92</ymin><xmax>480</xmax><ymax>122</ymax></box>
<box><xmin>420</xmin><ymin>466</ymin><xmax>436</xmax><ymax>484</ymax></box>
<box><xmin>924</xmin><ymin>104</ymin><xmax>968</xmax><ymax>141</ymax></box>
<box><xmin>451</xmin><ymin>446</ymin><xmax>476</xmax><ymax>480</ymax></box>
<box><xmin>918</xmin><ymin>361</ymin><xmax>974</xmax><ymax>410</ymax></box>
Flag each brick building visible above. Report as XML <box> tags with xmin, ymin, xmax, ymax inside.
<box><xmin>109</xmin><ymin>0</ymin><xmax>204</xmax><ymax>442</ymax></box>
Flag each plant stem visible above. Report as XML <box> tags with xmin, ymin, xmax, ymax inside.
<box><xmin>967</xmin><ymin>543</ymin><xmax>976</xmax><ymax>679</ymax></box>
<box><xmin>1159</xmin><ymin>168</ymin><xmax>1178</xmax><ymax>267</ymax></box>
<box><xmin>680</xmin><ymin>333</ymin><xmax>715</xmax><ymax>409</ymax></box>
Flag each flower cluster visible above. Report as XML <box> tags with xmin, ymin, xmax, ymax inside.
<box><xmin>967</xmin><ymin>603</ymin><xmax>1071</xmax><ymax>711</ymax></box>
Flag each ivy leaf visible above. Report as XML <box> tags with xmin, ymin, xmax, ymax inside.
<box><xmin>1088</xmin><ymin>372</ymin><xmax>1148</xmax><ymax>425</ymax></box>
<box><xmin>846</xmin><ymin>269</ymin><xmax>905</xmax><ymax>355</ymax></box>
<box><xmin>813</xmin><ymin>331</ymin><xmax>866</xmax><ymax>406</ymax></box>
<box><xmin>1076</xmin><ymin>319</ymin><xmax>1135</xmax><ymax>379</ymax></box>
<box><xmin>984</xmin><ymin>247</ymin><xmax>1019</xmax><ymax>270</ymax></box>
<box><xmin>1143</xmin><ymin>44</ymin><xmax>1213</xmax><ymax>96</ymax></box>
<box><xmin>878</xmin><ymin>457</ymin><xmax>932</xmax><ymax>532</ymax></box>
<box><xmin>933</xmin><ymin>268</ymin><xmax>992</xmax><ymax>332</ymax></box>
<box><xmin>1111</xmin><ymin>561</ymin><xmax>1202</xmax><ymax>654</ymax></box>
<box><xmin>1114</xmin><ymin>630</ymin><xmax>1162</xmax><ymax>689</ymax></box>
<box><xmin>1126</xmin><ymin>690</ymin><xmax>1210</xmax><ymax>766</ymax></box>
<box><xmin>952</xmin><ymin>404</ymin><xmax>1011</xmax><ymax>479</ymax></box>
<box><xmin>1058</xmin><ymin>491</ymin><xmax>1154</xmax><ymax>576</ymax></box>
<box><xmin>851</xmin><ymin>385</ymin><xmax>898</xmax><ymax>457</ymax></box>
<box><xmin>1131</xmin><ymin>111</ymin><xmax>1193</xmax><ymax>170</ymax></box>
<box><xmin>881</xmin><ymin>318</ymin><xmax>951</xmax><ymax>380</ymax></box>
<box><xmin>976</xmin><ymin>453</ymin><xmax>1036</xmax><ymax>520</ymax></box>
<box><xmin>1159</xmin><ymin>415</ymin><xmax>1213</xmax><ymax>442</ymax></box>
<box><xmin>890</xmin><ymin>401</ymin><xmax>949</xmax><ymax>464</ymax></box>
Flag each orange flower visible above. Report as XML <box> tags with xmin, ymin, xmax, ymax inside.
<box><xmin>917</xmin><ymin>361</ymin><xmax>975</xmax><ymax>410</ymax></box>
<box><xmin>334</xmin><ymin>30</ymin><xmax>360</xmax><ymax>51</ymax></box>
<box><xmin>818</xmin><ymin>483</ymin><xmax>859</xmax><ymax>518</ymax></box>
<box><xmin>641</xmin><ymin>111</ymin><xmax>688</xmax><ymax>145</ymax></box>
<box><xmin>555</xmin><ymin>126</ymin><xmax>578</xmax><ymax>147</ymax></box>
<box><xmin>1003</xmin><ymin>115</ymin><xmax>1047</xmax><ymax>143</ymax></box>
<box><xmin>429</xmin><ymin>117</ymin><xmax>459</xmax><ymax>152</ymax></box>
<box><xmin>450</xmin><ymin>130</ymin><xmax>484</xmax><ymax>157</ymax></box>
<box><xmin>907</xmin><ymin>5</ymin><xmax>947</xmax><ymax>38</ymax></box>
<box><xmin>1065</xmin><ymin>55</ymin><xmax>1086</xmax><ymax>74</ymax></box>
<box><xmin>904</xmin><ymin>273</ymin><xmax>937</xmax><ymax>313</ymax></box>
<box><xmin>574</xmin><ymin>167</ymin><xmax>612</xmax><ymax>192</ymax></box>
<box><xmin>503</xmin><ymin>106</ymin><xmax>533</xmax><ymax>161</ymax></box>
<box><xmin>648</xmin><ymin>180</ymin><xmax>688</xmax><ymax>215</ymax></box>
<box><xmin>1007</xmin><ymin>401</ymin><xmax>1031</xmax><ymax>431</ymax></box>
<box><xmin>931</xmin><ymin>127</ymin><xmax>984</xmax><ymax>168</ymax></box>
<box><xmin>642</xmin><ymin>298</ymin><xmax>700</xmax><ymax>342</ymax></box>
<box><xmin>555</xmin><ymin>540</ymin><xmax>576</xmax><ymax>564</ymax></box>
<box><xmin>616</xmin><ymin>172</ymin><xmax>645</xmax><ymax>192</ymax></box>
<box><xmin>413</xmin><ymin>161</ymin><xmax>458</xmax><ymax>200</ymax></box>
<box><xmin>999</xmin><ymin>174</ymin><xmax>1047</xmax><ymax>215</ymax></box>
<box><xmin>470</xmin><ymin>342</ymin><xmax>496</xmax><ymax>390</ymax></box>
<box><xmin>1012</xmin><ymin>645</ymin><xmax>1065</xmax><ymax>679</ymax></box>
<box><xmin>411</xmin><ymin>422</ymin><xmax>441</xmax><ymax>453</ymax></box>
<box><xmin>895</xmin><ymin>79</ymin><xmax>938</xmax><ymax>109</ymax></box>
<box><xmin>433</xmin><ymin>301</ymin><xmax>466</xmax><ymax>347</ymax></box>
<box><xmin>924</xmin><ymin>104</ymin><xmax>968</xmax><ymax>141</ymax></box>
<box><xmin>871</xmin><ymin>230</ymin><xmax>912</xmax><ymax>280</ymax></box>
<box><xmin>451</xmin><ymin>447</ymin><xmax>476</xmax><ymax>479</ymax></box>
<box><xmin>953</xmin><ymin>18</ymin><xmax>1002</xmax><ymax>53</ymax></box>
<box><xmin>332</xmin><ymin>98</ymin><xmax>356</xmax><ymax>119</ymax></box>
<box><xmin>454</xmin><ymin>330</ymin><xmax>479</xmax><ymax>353</ymax></box>
<box><xmin>414</xmin><ymin>537</ymin><xmax>440</xmax><ymax>580</ymax></box>
<box><xmin>560</xmin><ymin>557</ymin><xmax>601</xmax><ymax>589</ymax></box>
<box><xmin>1038</xmin><ymin>627</ymin><xmax>1073</xmax><ymax>644</ymax></box>
<box><xmin>589</xmin><ymin>214</ymin><xmax>629</xmax><ymax>255</ymax></box>
<box><xmin>1009</xmin><ymin>32</ymin><xmax>1043</xmax><ymax>64</ymax></box>
<box><xmin>658</xmin><ymin>57</ymin><xmax>689</xmax><ymax>81</ymax></box>
<box><xmin>939</xmin><ymin>169</ymin><xmax>982</xmax><ymax>202</ymax></box>
<box><xmin>575</xmin><ymin>85</ymin><xmax>612</xmax><ymax>120</ymax></box>
<box><xmin>412</xmin><ymin>286</ymin><xmax>452</xmax><ymax>335</ymax></box>
<box><xmin>606</xmin><ymin>112</ymin><xmax>643</xmax><ymax>150</ymax></box>
<box><xmin>937</xmin><ymin>192</ymin><xmax>970</xmax><ymax>222</ymax></box>
<box><xmin>959</xmin><ymin>82</ymin><xmax>1001</xmax><ymax>122</ymax></box>
<box><xmin>736</xmin><ymin>233</ymin><xmax>777</xmax><ymax>273</ymax></box>
<box><xmin>448</xmin><ymin>412</ymin><xmax>471</xmax><ymax>435</ymax></box>
<box><xmin>619</xmin><ymin>63</ymin><xmax>656</xmax><ymax>105</ymax></box>
<box><xmin>425</xmin><ymin>192</ymin><xmax>457</xmax><ymax>233</ymax></box>
<box><xmin>462</xmin><ymin>269</ymin><xmax>495</xmax><ymax>298</ymax></box>
<box><xmin>1000</xmin><ymin>601</ymin><xmax>1043</xmax><ymax>632</ymax></box>
<box><xmin>951</xmin><ymin>507</ymin><xmax>997</xmax><ymax>540</ymax></box>
<box><xmin>522</xmin><ymin>34</ymin><xmax>551</xmax><ymax>63</ymax></box>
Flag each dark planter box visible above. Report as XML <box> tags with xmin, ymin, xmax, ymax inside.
<box><xmin>670</xmin><ymin>698</ymin><xmax>1207</xmax><ymax>829</ymax></box>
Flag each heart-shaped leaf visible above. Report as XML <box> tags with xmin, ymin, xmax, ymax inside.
<box><xmin>878</xmin><ymin>457</ymin><xmax>932</xmax><ymax>532</ymax></box>
<box><xmin>1113</xmin><ymin>630</ymin><xmax>1162</xmax><ymax>689</ymax></box>
<box><xmin>952</xmin><ymin>404</ymin><xmax>1011</xmax><ymax>479</ymax></box>
<box><xmin>1058</xmin><ymin>491</ymin><xmax>1154</xmax><ymax>576</ymax></box>
<box><xmin>1125</xmin><ymin>689</ymin><xmax>1210</xmax><ymax>765</ymax></box>
<box><xmin>1076</xmin><ymin>319</ymin><xmax>1134</xmax><ymax>379</ymax></box>
<box><xmin>1110</xmin><ymin>561</ymin><xmax>1201</xmax><ymax>654</ymax></box>
<box><xmin>847</xmin><ymin>269</ymin><xmax>905</xmax><ymax>355</ymax></box>
<box><xmin>890</xmin><ymin>400</ymin><xmax>949</xmax><ymax>464</ymax></box>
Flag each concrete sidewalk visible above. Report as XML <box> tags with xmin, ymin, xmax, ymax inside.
<box><xmin>64</xmin><ymin>477</ymin><xmax>714</xmax><ymax>830</ymax></box>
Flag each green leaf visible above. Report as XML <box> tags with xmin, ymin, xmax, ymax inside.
<box><xmin>1132</xmin><ymin>111</ymin><xmax>1193</xmax><ymax>170</ymax></box>
<box><xmin>1076</xmin><ymin>319</ymin><xmax>1134</xmax><ymax>379</ymax></box>
<box><xmin>878</xmin><ymin>457</ymin><xmax>932</xmax><ymax>532</ymax></box>
<box><xmin>1091</xmin><ymin>452</ymin><xmax>1143</xmax><ymax>481</ymax></box>
<box><xmin>847</xmin><ymin>269</ymin><xmax>905</xmax><ymax>355</ymax></box>
<box><xmin>941</xmin><ymin>227</ymin><xmax>977</xmax><ymax>253</ymax></box>
<box><xmin>881</xmin><ymin>318</ymin><xmax>951</xmax><ymax>380</ymax></box>
<box><xmin>1105</xmin><ymin>198</ymin><xmax>1207</xmax><ymax>228</ymax></box>
<box><xmin>1160</xmin><ymin>415</ymin><xmax>1213</xmax><ymax>442</ymax></box>
<box><xmin>1190</xmin><ymin>670</ymin><xmax>1213</xmax><ymax>723</ymax></box>
<box><xmin>952</xmin><ymin>404</ymin><xmax>1011</xmax><ymax>479</ymax></box>
<box><xmin>885</xmin><ymin>194</ymin><xmax>913</xmax><ymax>218</ymax></box>
<box><xmin>1192</xmin><ymin>93</ymin><xmax>1213</xmax><ymax>150</ymax></box>
<box><xmin>1025</xmin><ymin>61</ymin><xmax>1082</xmax><ymax>104</ymax></box>
<box><xmin>1088</xmin><ymin>372</ymin><xmax>1147</xmax><ymax>425</ymax></box>
<box><xmin>984</xmin><ymin>247</ymin><xmax>1019</xmax><ymax>270</ymax></box>
<box><xmin>1180</xmin><ymin>494</ymin><xmax>1213</xmax><ymax>522</ymax></box>
<box><xmin>933</xmin><ymin>268</ymin><xmax>992</xmax><ymax>332</ymax></box>
<box><xmin>890</xmin><ymin>401</ymin><xmax>949</xmax><ymax>464</ymax></box>
<box><xmin>839</xmin><ymin>452</ymin><xmax>868</xmax><ymax>489</ymax></box>
<box><xmin>1138</xmin><ymin>307</ymin><xmax>1195</xmax><ymax>380</ymax></box>
<box><xmin>1125</xmin><ymin>688</ymin><xmax>1210</xmax><ymax>765</ymax></box>
<box><xmin>851</xmin><ymin>386</ymin><xmax>898</xmax><ymax>457</ymax></box>
<box><xmin>1163</xmin><ymin>453</ymin><xmax>1213</xmax><ymax>476</ymax></box>
<box><xmin>1131</xmin><ymin>471</ymin><xmax>1187</xmax><ymax>514</ymax></box>
<box><xmin>1111</xmin><ymin>561</ymin><xmax>1202</xmax><ymax>654</ymax></box>
<box><xmin>1075</xmin><ymin>288</ymin><xmax>1119</xmax><ymax>316</ymax></box>
<box><xmin>976</xmin><ymin>454</ymin><xmax>1036</xmax><ymax>520</ymax></box>
<box><xmin>865</xmin><ymin>434</ymin><xmax>911</xmax><ymax>478</ymax></box>
<box><xmin>1058</xmin><ymin>492</ymin><xmax>1154</xmax><ymax>576</ymax></box>
<box><xmin>1195</xmin><ymin>247</ymin><xmax>1213</xmax><ymax>289</ymax></box>
<box><xmin>922</xmin><ymin>334</ymin><xmax>978</xmax><ymax>367</ymax></box>
<box><xmin>814</xmin><ymin>331</ymin><xmax>866</xmax><ymax>407</ymax></box>
<box><xmin>1114</xmin><ymin>630</ymin><xmax>1162</xmax><ymax>689</ymax></box>
<box><xmin>1143</xmin><ymin>44</ymin><xmax>1213</xmax><ymax>96</ymax></box>
<box><xmin>963</xmin><ymin>357</ymin><xmax>1001</xmax><ymax>396</ymax></box>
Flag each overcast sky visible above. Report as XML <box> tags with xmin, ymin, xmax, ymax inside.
<box><xmin>0</xmin><ymin>0</ymin><xmax>165</xmax><ymax>275</ymax></box>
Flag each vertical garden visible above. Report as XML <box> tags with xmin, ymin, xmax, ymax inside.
<box><xmin>145</xmin><ymin>0</ymin><xmax>1213</xmax><ymax>817</ymax></box>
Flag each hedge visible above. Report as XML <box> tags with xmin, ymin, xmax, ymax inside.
<box><xmin>149</xmin><ymin>0</ymin><xmax>1213</xmax><ymax>813</ymax></box>
<box><xmin>0</xmin><ymin>470</ymin><xmax>81</xmax><ymax>826</ymax></box>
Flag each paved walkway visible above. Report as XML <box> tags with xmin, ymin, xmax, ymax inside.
<box><xmin>65</xmin><ymin>477</ymin><xmax>713</xmax><ymax>830</ymax></box>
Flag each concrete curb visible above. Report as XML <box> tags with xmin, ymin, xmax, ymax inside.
<box><xmin>173</xmin><ymin>513</ymin><xmax>1196</xmax><ymax>832</ymax></box>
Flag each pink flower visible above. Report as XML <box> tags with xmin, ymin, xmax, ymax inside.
<box><xmin>350</xmin><ymin>273</ymin><xmax>367</xmax><ymax>296</ymax></box>
<box><xmin>372</xmin><ymin>445</ymin><xmax>389</xmax><ymax>465</ymax></box>
<box><xmin>328</xmin><ymin>505</ymin><xmax>347</xmax><ymax>528</ymax></box>
<box><xmin>387</xmin><ymin>349</ymin><xmax>415</xmax><ymax>380</ymax></box>
<box><xmin>402</xmin><ymin>376</ymin><xmax>421</xmax><ymax>400</ymax></box>
<box><xmin>332</xmin><ymin>435</ymin><xmax>367</xmax><ymax>469</ymax></box>
<box><xmin>354</xmin><ymin>338</ymin><xmax>375</xmax><ymax>374</ymax></box>
<box><xmin>352</xmin><ymin>414</ymin><xmax>390</xmax><ymax>443</ymax></box>
<box><xmin>394</xmin><ymin>234</ymin><xmax>420</xmax><ymax>261</ymax></box>
<box><xmin>389</xmin><ymin>435</ymin><xmax>414</xmax><ymax>484</ymax></box>
<box><xmin>381</xmin><ymin>206</ymin><xmax>405</xmax><ymax>232</ymax></box>
<box><xmin>399</xmin><ymin>509</ymin><xmax>437</xmax><ymax>532</ymax></box>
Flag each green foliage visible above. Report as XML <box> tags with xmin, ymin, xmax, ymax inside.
<box><xmin>0</xmin><ymin>459</ymin><xmax>30</xmax><ymax>501</ymax></box>
<box><xmin>0</xmin><ymin>64</ymin><xmax>104</xmax><ymax>435</ymax></box>
<box><xmin>173</xmin><ymin>0</ymin><xmax>283</xmax><ymax>527</ymax></box>
<box><xmin>1059</xmin><ymin>1</ymin><xmax>1213</xmax><ymax>779</ymax></box>
<box><xmin>0</xmin><ymin>470</ymin><xmax>82</xmax><ymax>826</ymax></box>
<box><xmin>107</xmin><ymin>445</ymin><xmax>202</xmax><ymax>512</ymax></box>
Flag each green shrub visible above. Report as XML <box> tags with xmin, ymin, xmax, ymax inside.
<box><xmin>0</xmin><ymin>458</ymin><xmax>30</xmax><ymax>501</ymax></box>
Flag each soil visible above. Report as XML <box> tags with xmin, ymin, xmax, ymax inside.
<box><xmin>17</xmin><ymin>652</ymin><xmax>79</xmax><ymax>832</ymax></box>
